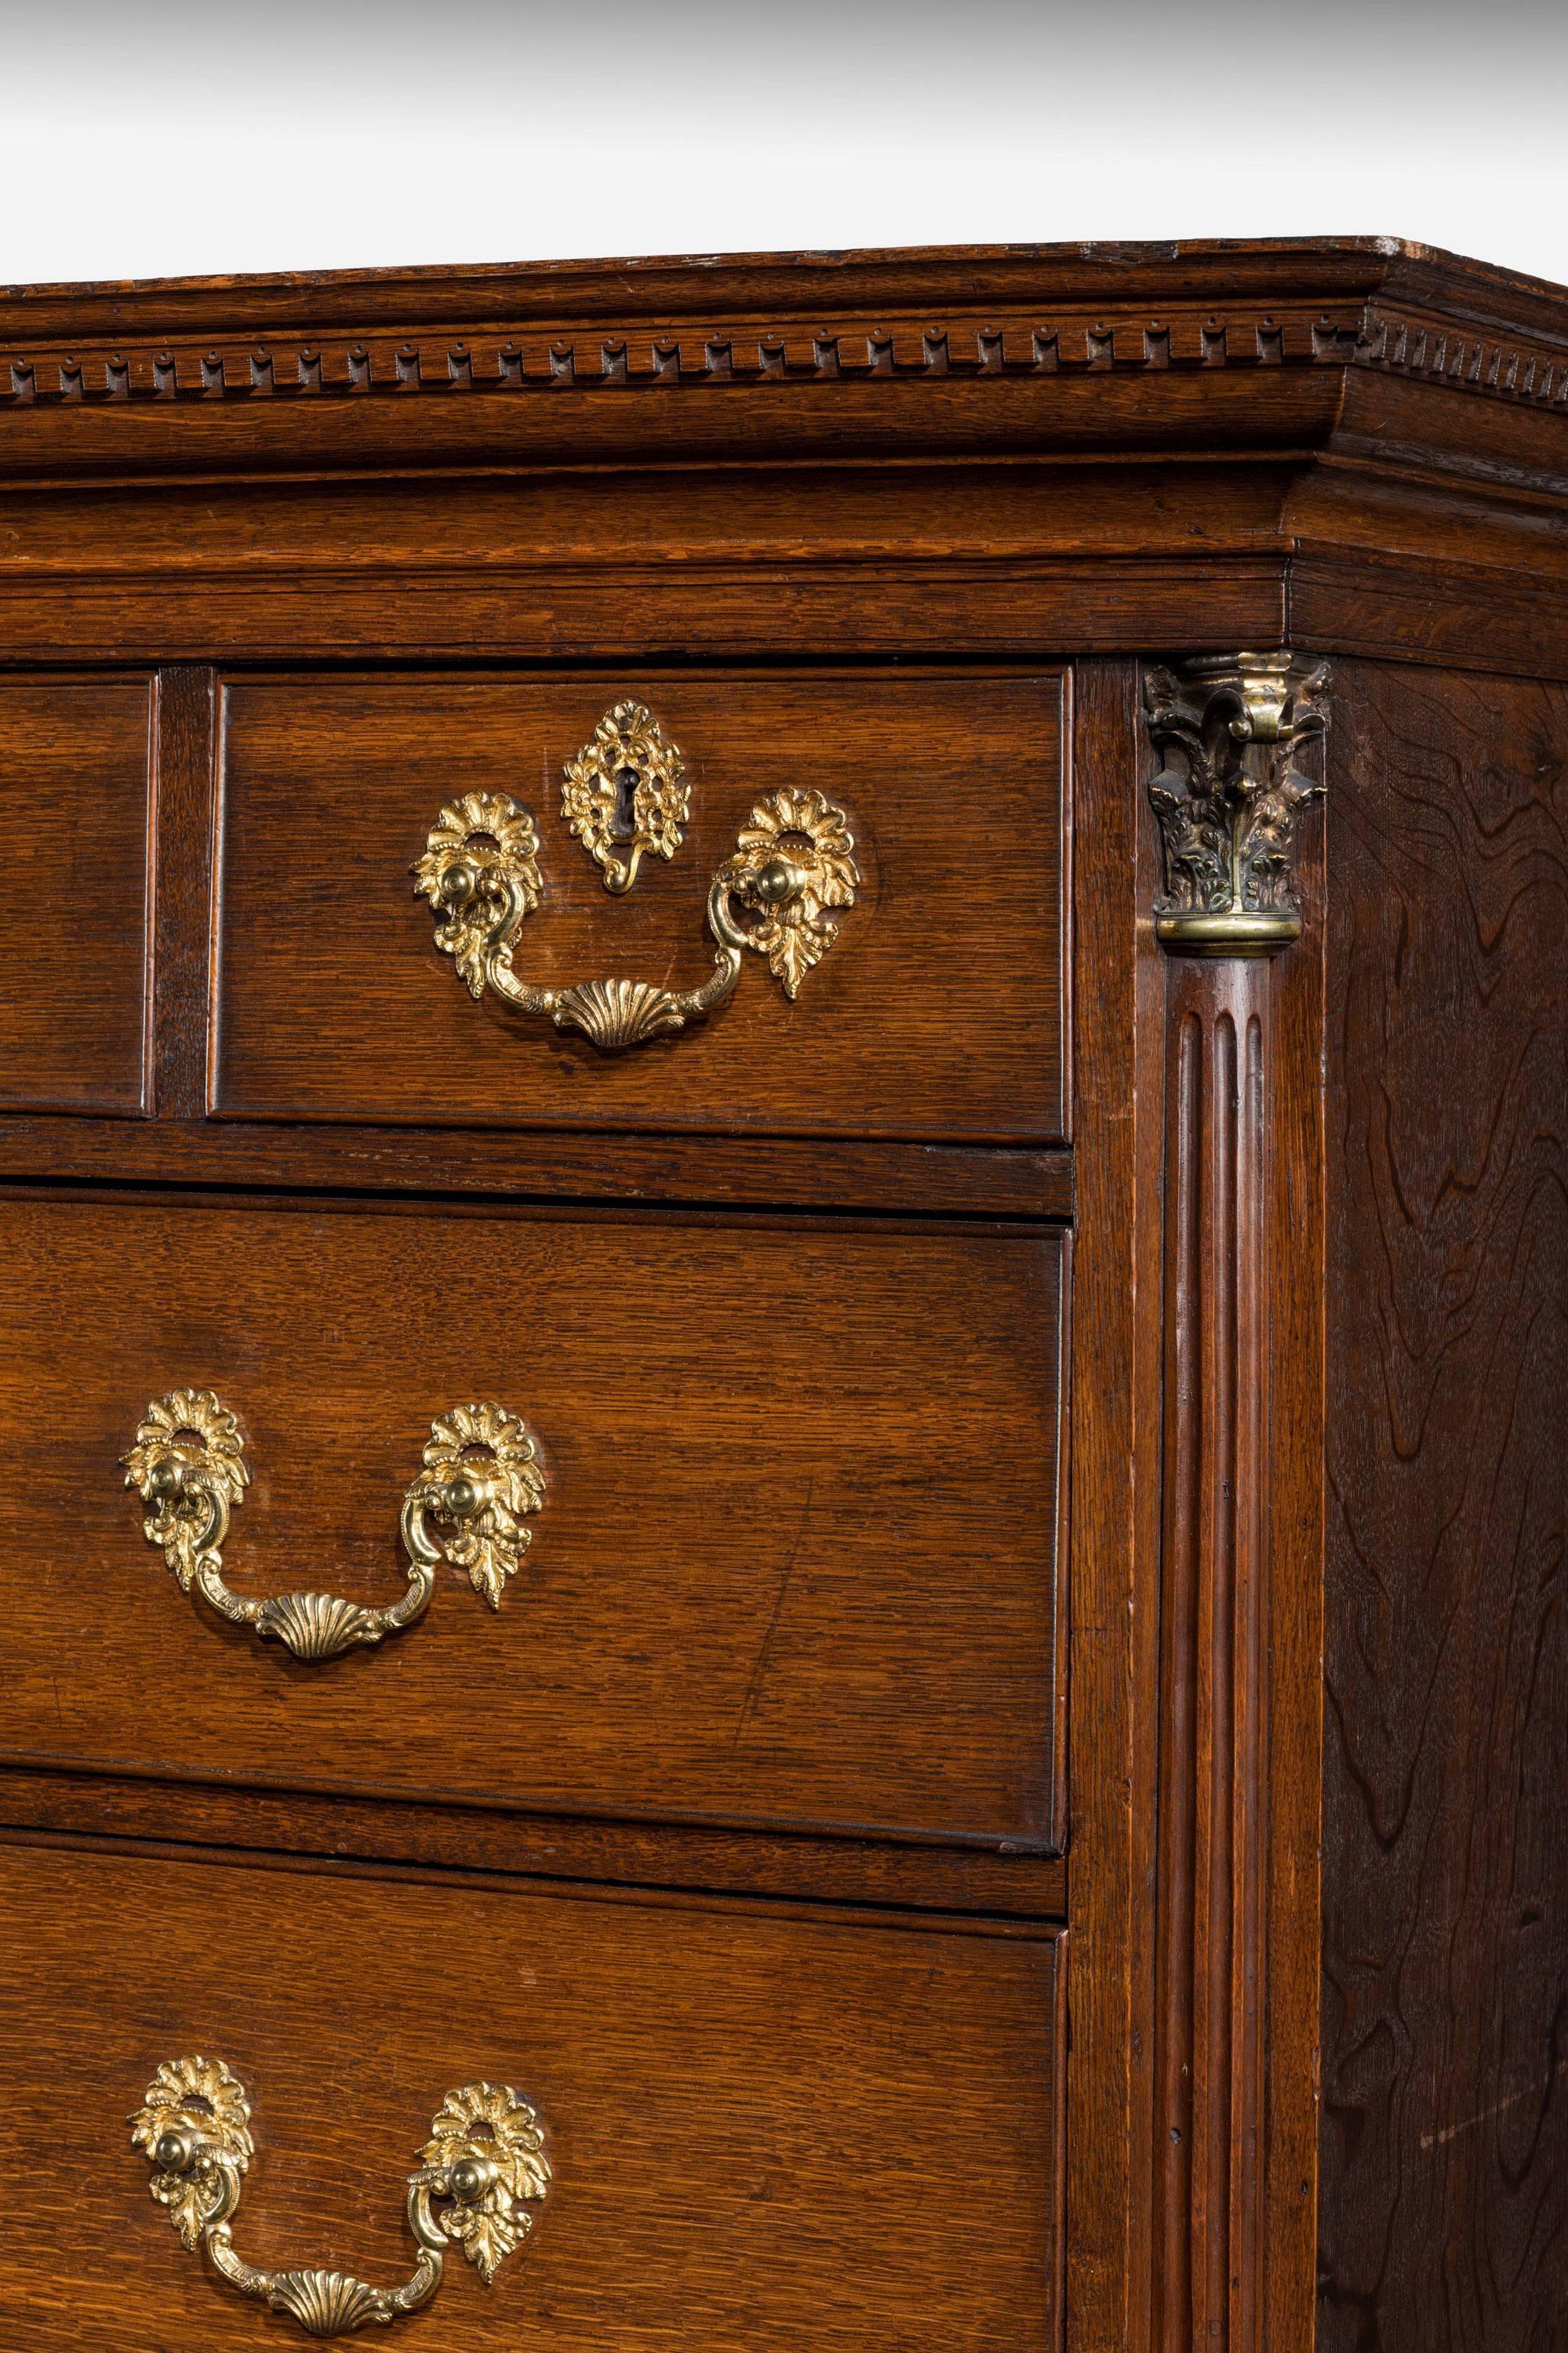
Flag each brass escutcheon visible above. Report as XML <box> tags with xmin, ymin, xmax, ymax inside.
<box><xmin>560</xmin><ymin>698</ymin><xmax>690</xmax><ymax>894</ymax></box>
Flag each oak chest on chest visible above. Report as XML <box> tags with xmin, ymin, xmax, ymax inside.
<box><xmin>0</xmin><ymin>238</ymin><xmax>1563</xmax><ymax>2353</ymax></box>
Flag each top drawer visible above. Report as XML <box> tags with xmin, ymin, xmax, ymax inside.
<box><xmin>210</xmin><ymin>668</ymin><xmax>1067</xmax><ymax>1144</ymax></box>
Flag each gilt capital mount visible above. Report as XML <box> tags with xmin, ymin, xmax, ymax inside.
<box><xmin>1144</xmin><ymin>652</ymin><xmax>1329</xmax><ymax>957</ymax></box>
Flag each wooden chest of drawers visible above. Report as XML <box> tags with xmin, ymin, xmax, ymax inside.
<box><xmin>0</xmin><ymin>238</ymin><xmax>1563</xmax><ymax>2353</ymax></box>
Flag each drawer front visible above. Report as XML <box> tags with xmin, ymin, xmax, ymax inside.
<box><xmin>2</xmin><ymin>1191</ymin><xmax>1065</xmax><ymax>1846</ymax></box>
<box><xmin>0</xmin><ymin>675</ymin><xmax>151</xmax><ymax>1113</ymax></box>
<box><xmin>211</xmin><ymin>668</ymin><xmax>1067</xmax><ymax>1144</ymax></box>
<box><xmin>0</xmin><ymin>1842</ymin><xmax>1062</xmax><ymax>2351</ymax></box>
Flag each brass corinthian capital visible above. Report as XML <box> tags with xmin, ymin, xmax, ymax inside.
<box><xmin>1144</xmin><ymin>653</ymin><xmax>1330</xmax><ymax>956</ymax></box>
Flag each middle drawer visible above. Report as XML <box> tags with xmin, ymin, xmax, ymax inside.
<box><xmin>4</xmin><ymin>1191</ymin><xmax>1064</xmax><ymax>1849</ymax></box>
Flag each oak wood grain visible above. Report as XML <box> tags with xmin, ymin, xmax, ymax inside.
<box><xmin>0</xmin><ymin>676</ymin><xmax>152</xmax><ymax>1115</ymax></box>
<box><xmin>1318</xmin><ymin>661</ymin><xmax>1568</xmax><ymax>2351</ymax></box>
<box><xmin>0</xmin><ymin>1765</ymin><xmax>1068</xmax><ymax>1917</ymax></box>
<box><xmin>0</xmin><ymin>555</ymin><xmax>1291</xmax><ymax>667</ymax></box>
<box><xmin>1063</xmin><ymin>659</ymin><xmax>1167</xmax><ymax>2353</ymax></box>
<box><xmin>0</xmin><ymin>362</ymin><xmax>1349</xmax><ymax>484</ymax></box>
<box><xmin>0</xmin><ymin>459</ymin><xmax>1310</xmax><ymax>579</ymax></box>
<box><xmin>2</xmin><ymin>231</ymin><xmax>1564</xmax><ymax>2353</ymax></box>
<box><xmin>0</xmin><ymin>1187</ymin><xmax>1064</xmax><ymax>1851</ymax></box>
<box><xmin>6</xmin><ymin>241</ymin><xmax>1568</xmax><ymax>685</ymax></box>
<box><xmin>1139</xmin><ymin>686</ymin><xmax>1329</xmax><ymax>2353</ymax></box>
<box><xmin>150</xmin><ymin>666</ymin><xmax>216</xmax><ymax>1120</ymax></box>
<box><xmin>0</xmin><ymin>460</ymin><xmax>1294</xmax><ymax>667</ymax></box>
<box><xmin>0</xmin><ymin>1112</ymin><xmax>1073</xmax><ymax>1220</ymax></box>
<box><xmin>0</xmin><ymin>232</ymin><xmax>1407</xmax><ymax>334</ymax></box>
<box><xmin>1070</xmin><ymin>655</ymin><xmax>1330</xmax><ymax>2353</ymax></box>
<box><xmin>1260</xmin><ymin>762</ymin><xmax>1328</xmax><ymax>2353</ymax></box>
<box><xmin>1153</xmin><ymin>959</ymin><xmax>1271</xmax><ymax>2353</ymax></box>
<box><xmin>0</xmin><ymin>1838</ymin><xmax>1062</xmax><ymax>2351</ymax></box>
<box><xmin>211</xmin><ymin>667</ymin><xmax>1067</xmax><ymax>1145</ymax></box>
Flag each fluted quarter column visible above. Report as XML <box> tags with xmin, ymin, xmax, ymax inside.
<box><xmin>1145</xmin><ymin>653</ymin><xmax>1328</xmax><ymax>2353</ymax></box>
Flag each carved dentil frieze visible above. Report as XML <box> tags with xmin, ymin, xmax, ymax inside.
<box><xmin>5</xmin><ymin>306</ymin><xmax>1565</xmax><ymax>415</ymax></box>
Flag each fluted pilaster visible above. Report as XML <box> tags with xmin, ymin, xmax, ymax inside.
<box><xmin>1147</xmin><ymin>653</ymin><xmax>1327</xmax><ymax>2351</ymax></box>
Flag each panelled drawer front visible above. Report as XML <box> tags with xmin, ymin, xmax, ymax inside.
<box><xmin>0</xmin><ymin>1842</ymin><xmax>1061</xmax><ymax>2351</ymax></box>
<box><xmin>211</xmin><ymin>668</ymin><xmax>1067</xmax><ymax>1144</ymax></box>
<box><xmin>2</xmin><ymin>1191</ymin><xmax>1064</xmax><ymax>1846</ymax></box>
<box><xmin>0</xmin><ymin>675</ymin><xmax>152</xmax><ymax>1114</ymax></box>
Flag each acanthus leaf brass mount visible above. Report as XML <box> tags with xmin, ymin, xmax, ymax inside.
<box><xmin>131</xmin><ymin>2056</ymin><xmax>549</xmax><ymax>2338</ymax></box>
<box><xmin>413</xmin><ymin>708</ymin><xmax>859</xmax><ymax>1051</ymax></box>
<box><xmin>123</xmin><ymin>1391</ymin><xmax>544</xmax><ymax>1660</ymax></box>
<box><xmin>1144</xmin><ymin>652</ymin><xmax>1329</xmax><ymax>957</ymax></box>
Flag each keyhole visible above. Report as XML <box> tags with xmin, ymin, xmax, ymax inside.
<box><xmin>609</xmin><ymin>766</ymin><xmax>640</xmax><ymax>842</ymax></box>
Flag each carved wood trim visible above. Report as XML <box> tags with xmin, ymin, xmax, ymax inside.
<box><xmin>1357</xmin><ymin>305</ymin><xmax>1568</xmax><ymax>408</ymax></box>
<box><xmin>1143</xmin><ymin>647</ymin><xmax>1330</xmax><ymax>2347</ymax></box>
<box><xmin>1135</xmin><ymin>645</ymin><xmax>1332</xmax><ymax>2350</ymax></box>
<box><xmin>2</xmin><ymin>304</ymin><xmax>1565</xmax><ymax>416</ymax></box>
<box><xmin>1154</xmin><ymin>958</ymin><xmax>1271</xmax><ymax>2351</ymax></box>
<box><xmin>0</xmin><ymin>307</ymin><xmax>1366</xmax><ymax>408</ymax></box>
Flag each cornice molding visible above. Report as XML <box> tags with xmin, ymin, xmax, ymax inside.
<box><xmin>1357</xmin><ymin>304</ymin><xmax>1568</xmax><ymax>409</ymax></box>
<box><xmin>0</xmin><ymin>306</ymin><xmax>1366</xmax><ymax>407</ymax></box>
<box><xmin>0</xmin><ymin>300</ymin><xmax>1563</xmax><ymax>418</ymax></box>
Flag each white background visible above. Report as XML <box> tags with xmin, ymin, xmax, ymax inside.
<box><xmin>4</xmin><ymin>0</ymin><xmax>1566</xmax><ymax>289</ymax></box>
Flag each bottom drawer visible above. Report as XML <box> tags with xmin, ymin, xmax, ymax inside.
<box><xmin>0</xmin><ymin>1841</ymin><xmax>1062</xmax><ymax>2350</ymax></box>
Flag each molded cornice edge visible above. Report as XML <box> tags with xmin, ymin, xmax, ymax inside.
<box><xmin>0</xmin><ymin>238</ymin><xmax>1564</xmax><ymax>458</ymax></box>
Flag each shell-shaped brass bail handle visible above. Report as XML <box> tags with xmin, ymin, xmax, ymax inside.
<box><xmin>413</xmin><ymin>702</ymin><xmax>860</xmax><ymax>1052</ymax></box>
<box><xmin>123</xmin><ymin>1391</ymin><xmax>544</xmax><ymax>1660</ymax></box>
<box><xmin>131</xmin><ymin>2057</ymin><xmax>549</xmax><ymax>2337</ymax></box>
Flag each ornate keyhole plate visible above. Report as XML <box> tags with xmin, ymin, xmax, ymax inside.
<box><xmin>561</xmin><ymin>700</ymin><xmax>689</xmax><ymax>894</ymax></box>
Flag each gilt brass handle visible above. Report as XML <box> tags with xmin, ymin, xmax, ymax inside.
<box><xmin>123</xmin><ymin>1391</ymin><xmax>544</xmax><ymax>1660</ymax></box>
<box><xmin>413</xmin><ymin>704</ymin><xmax>858</xmax><ymax>1051</ymax></box>
<box><xmin>132</xmin><ymin>2056</ymin><xmax>549</xmax><ymax>2338</ymax></box>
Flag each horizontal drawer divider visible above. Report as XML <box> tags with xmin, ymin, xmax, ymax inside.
<box><xmin>0</xmin><ymin>1815</ymin><xmax>1066</xmax><ymax>1936</ymax></box>
<box><xmin>0</xmin><ymin>1760</ymin><xmax>1064</xmax><ymax>1915</ymax></box>
<box><xmin>0</xmin><ymin>1115</ymin><xmax>1074</xmax><ymax>1220</ymax></box>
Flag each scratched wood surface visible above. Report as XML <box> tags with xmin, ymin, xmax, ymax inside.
<box><xmin>0</xmin><ymin>1189</ymin><xmax>1064</xmax><ymax>1849</ymax></box>
<box><xmin>211</xmin><ymin>668</ymin><xmax>1067</xmax><ymax>1144</ymax></box>
<box><xmin>1317</xmin><ymin>661</ymin><xmax>1568</xmax><ymax>2350</ymax></box>
<box><xmin>0</xmin><ymin>1839</ymin><xmax>1062</xmax><ymax>2352</ymax></box>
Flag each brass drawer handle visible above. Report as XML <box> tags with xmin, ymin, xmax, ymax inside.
<box><xmin>123</xmin><ymin>1391</ymin><xmax>544</xmax><ymax>1660</ymax></box>
<box><xmin>132</xmin><ymin>2055</ymin><xmax>549</xmax><ymax>2338</ymax></box>
<box><xmin>414</xmin><ymin>712</ymin><xmax>858</xmax><ymax>1051</ymax></box>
